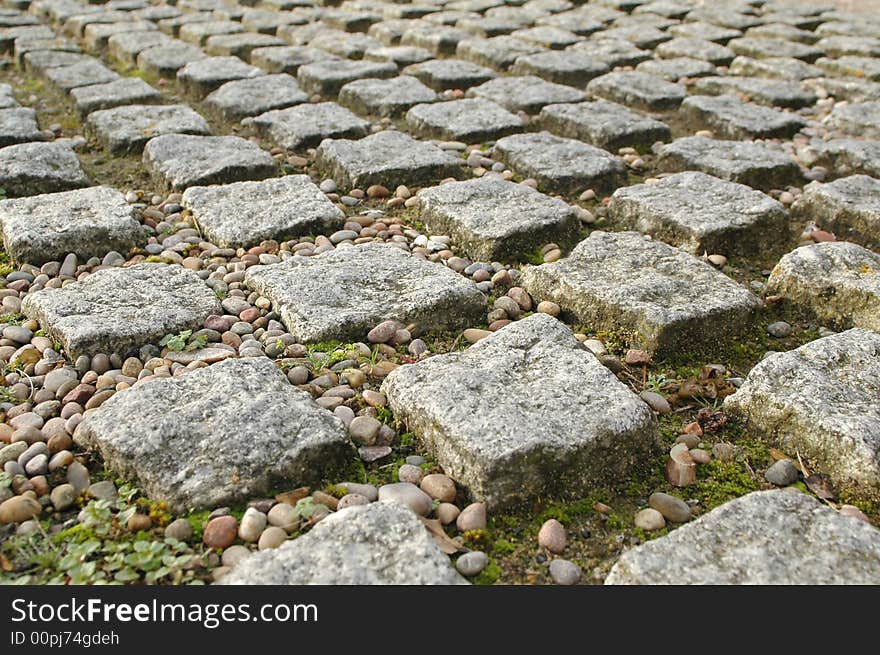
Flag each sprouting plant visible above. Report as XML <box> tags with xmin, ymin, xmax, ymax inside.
<box><xmin>159</xmin><ymin>330</ymin><xmax>207</xmax><ymax>352</ymax></box>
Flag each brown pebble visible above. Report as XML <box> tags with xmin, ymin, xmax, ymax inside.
<box><xmin>127</xmin><ymin>513</ymin><xmax>153</xmax><ymax>532</ymax></box>
<box><xmin>367</xmin><ymin>184</ymin><xmax>389</xmax><ymax>199</ymax></box>
<box><xmin>203</xmin><ymin>515</ymin><xmax>238</xmax><ymax>549</ymax></box>
<box><xmin>538</xmin><ymin>518</ymin><xmax>566</xmax><ymax>553</ymax></box>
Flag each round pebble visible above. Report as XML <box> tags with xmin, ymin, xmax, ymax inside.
<box><xmin>420</xmin><ymin>473</ymin><xmax>456</xmax><ymax>502</ymax></box>
<box><xmin>549</xmin><ymin>559</ymin><xmax>581</xmax><ymax>585</ymax></box>
<box><xmin>765</xmin><ymin>459</ymin><xmax>799</xmax><ymax>486</ymax></box>
<box><xmin>456</xmin><ymin>502</ymin><xmax>487</xmax><ymax>532</ymax></box>
<box><xmin>258</xmin><ymin>526</ymin><xmax>288</xmax><ymax>550</ymax></box>
<box><xmin>203</xmin><ymin>515</ymin><xmax>238</xmax><ymax>548</ymax></box>
<box><xmin>538</xmin><ymin>519</ymin><xmax>567</xmax><ymax>553</ymax></box>
<box><xmin>456</xmin><ymin>551</ymin><xmax>488</xmax><ymax>577</ymax></box>
<box><xmin>648</xmin><ymin>492</ymin><xmax>691</xmax><ymax>523</ymax></box>
<box><xmin>634</xmin><ymin>508</ymin><xmax>666</xmax><ymax>531</ymax></box>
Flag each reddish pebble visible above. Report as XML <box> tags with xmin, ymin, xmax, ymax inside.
<box><xmin>811</xmin><ymin>229</ymin><xmax>836</xmax><ymax>243</ymax></box>
<box><xmin>203</xmin><ymin>515</ymin><xmax>238</xmax><ymax>548</ymax></box>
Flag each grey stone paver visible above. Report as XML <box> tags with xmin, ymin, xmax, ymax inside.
<box><xmin>417</xmin><ymin>177</ymin><xmax>579</xmax><ymax>260</ymax></box>
<box><xmin>297</xmin><ymin>58</ymin><xmax>398</xmax><ymax>96</ymax></box>
<box><xmin>729</xmin><ymin>55</ymin><xmax>823</xmax><ymax>81</ymax></box>
<box><xmin>381</xmin><ymin>314</ymin><xmax>658</xmax><ymax>508</ymax></box>
<box><xmin>680</xmin><ymin>94</ymin><xmax>807</xmax><ymax>140</ymax></box>
<box><xmin>456</xmin><ymin>35</ymin><xmax>545</xmax><ymax>70</ymax></box>
<box><xmin>0</xmin><ymin>107</ymin><xmax>45</xmax><ymax>147</ymax></box>
<box><xmin>315</xmin><ymin>130</ymin><xmax>463</xmax><ymax>189</ymax></box>
<box><xmin>656</xmin><ymin>136</ymin><xmax>802</xmax><ymax>191</ymax></box>
<box><xmin>608</xmin><ymin>171</ymin><xmax>789</xmax><ymax>256</ymax></box>
<box><xmin>635</xmin><ymin>57</ymin><xmax>716</xmax><ymax>81</ymax></box>
<box><xmin>406</xmin><ymin>98</ymin><xmax>523</xmax><ymax>143</ymax></box>
<box><xmin>493</xmin><ymin>131</ymin><xmax>625</xmax><ymax>194</ymax></box>
<box><xmin>137</xmin><ymin>40</ymin><xmax>207</xmax><ymax>78</ymax></box>
<box><xmin>0</xmin><ymin>185</ymin><xmax>142</xmax><ymax>265</ymax></box>
<box><xmin>177</xmin><ymin>56</ymin><xmax>264</xmax><ymax>99</ymax></box>
<box><xmin>143</xmin><ymin>134</ymin><xmax>277</xmax><ymax>191</ymax></box>
<box><xmin>826</xmin><ymin>101</ymin><xmax>880</xmax><ymax>139</ymax></box>
<box><xmin>510</xmin><ymin>50</ymin><xmax>609</xmax><ymax>86</ymax></box>
<box><xmin>402</xmin><ymin>58</ymin><xmax>497</xmax><ymax>91</ymax></box>
<box><xmin>465</xmin><ymin>75</ymin><xmax>584</xmax><ymax>113</ymax></box>
<box><xmin>203</xmin><ymin>74</ymin><xmax>308</xmax><ymax>121</ymax></box>
<box><xmin>250</xmin><ymin>45</ymin><xmax>337</xmax><ymax>74</ymax></box>
<box><xmin>69</xmin><ymin>77</ymin><xmax>161</xmax><ymax>116</ymax></box>
<box><xmin>107</xmin><ymin>30</ymin><xmax>172</xmax><ymax>66</ymax></box>
<box><xmin>244</xmin><ymin>242</ymin><xmax>486</xmax><ymax>343</ymax></box>
<box><xmin>655</xmin><ymin>37</ymin><xmax>736</xmax><ymax>65</ymax></box>
<box><xmin>179</xmin><ymin>19</ymin><xmax>244</xmax><ymax>46</ymax></box>
<box><xmin>364</xmin><ymin>45</ymin><xmax>433</xmax><ymax>67</ymax></box>
<box><xmin>728</xmin><ymin>36</ymin><xmax>823</xmax><ymax>62</ymax></box>
<box><xmin>41</xmin><ymin>59</ymin><xmax>120</xmax><ymax>91</ymax></box>
<box><xmin>792</xmin><ymin>175</ymin><xmax>880</xmax><ymax>249</ymax></box>
<box><xmin>538</xmin><ymin>99</ymin><xmax>671</xmax><ymax>151</ymax></box>
<box><xmin>0</xmin><ymin>140</ymin><xmax>91</xmax><ymax>197</ymax></box>
<box><xmin>519</xmin><ymin>230</ymin><xmax>761</xmax><ymax>355</ymax></box>
<box><xmin>587</xmin><ymin>71</ymin><xmax>686</xmax><ymax>111</ymax></box>
<box><xmin>799</xmin><ymin>138</ymin><xmax>880</xmax><ymax>180</ymax></box>
<box><xmin>567</xmin><ymin>38</ymin><xmax>650</xmax><ymax>67</ymax></box>
<box><xmin>87</xmin><ymin>104</ymin><xmax>210</xmax><ymax>154</ymax></box>
<box><xmin>816</xmin><ymin>55</ymin><xmax>880</xmax><ymax>82</ymax></box>
<box><xmin>338</xmin><ymin>76</ymin><xmax>438</xmax><ymax>118</ymax></box>
<box><xmin>74</xmin><ymin>357</ymin><xmax>354</xmax><ymax>513</ymax></box>
<box><xmin>204</xmin><ymin>32</ymin><xmax>286</xmax><ymax>60</ymax></box>
<box><xmin>182</xmin><ymin>174</ymin><xmax>344</xmax><ymax>248</ymax></box>
<box><xmin>250</xmin><ymin>102</ymin><xmax>371</xmax><ymax>151</ymax></box>
<box><xmin>692</xmin><ymin>75</ymin><xmax>817</xmax><ymax>109</ymax></box>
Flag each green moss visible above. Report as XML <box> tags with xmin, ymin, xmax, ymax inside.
<box><xmin>472</xmin><ymin>558</ymin><xmax>502</xmax><ymax>585</ymax></box>
<box><xmin>690</xmin><ymin>459</ymin><xmax>759</xmax><ymax>510</ymax></box>
<box><xmin>492</xmin><ymin>539</ymin><xmax>517</xmax><ymax>555</ymax></box>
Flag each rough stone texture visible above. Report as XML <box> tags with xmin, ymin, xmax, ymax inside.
<box><xmin>691</xmin><ymin>75</ymin><xmax>817</xmax><ymax>109</ymax></box>
<box><xmin>297</xmin><ymin>59</ymin><xmax>397</xmax><ymax>96</ymax></box>
<box><xmin>587</xmin><ymin>71</ymin><xmax>686</xmax><ymax>111</ymax></box>
<box><xmin>182</xmin><ymin>175</ymin><xmax>344</xmax><ymax>248</ymax></box>
<box><xmin>107</xmin><ymin>30</ymin><xmax>172</xmax><ymax>66</ymax></box>
<box><xmin>606</xmin><ymin>490</ymin><xmax>880</xmax><ymax>584</ymax></box>
<box><xmin>729</xmin><ymin>56</ymin><xmax>823</xmax><ymax>82</ymax></box>
<box><xmin>86</xmin><ymin>104</ymin><xmax>210</xmax><ymax>154</ymax></box>
<box><xmin>519</xmin><ymin>231</ymin><xmax>761</xmax><ymax>355</ymax></box>
<box><xmin>22</xmin><ymin>263</ymin><xmax>220</xmax><ymax>358</ymax></box>
<box><xmin>204</xmin><ymin>32</ymin><xmax>286</xmax><ymax>59</ymax></box>
<box><xmin>791</xmin><ymin>175</ymin><xmax>880</xmax><ymax>249</ymax></box>
<box><xmin>818</xmin><ymin>56</ymin><xmax>880</xmax><ymax>82</ymax></box>
<box><xmin>418</xmin><ymin>177</ymin><xmax>579</xmax><ymax>261</ymax></box>
<box><xmin>382</xmin><ymin>314</ymin><xmax>658</xmax><ymax>508</ymax></box>
<box><xmin>203</xmin><ymin>74</ymin><xmax>308</xmax><ymax>121</ymax></box>
<box><xmin>41</xmin><ymin>59</ymin><xmax>120</xmax><ymax>91</ymax></box>
<box><xmin>219</xmin><ymin>502</ymin><xmax>466</xmax><ymax>584</ymax></box>
<box><xmin>143</xmin><ymin>134</ymin><xmax>277</xmax><ymax>191</ymax></box>
<box><xmin>538</xmin><ymin>100</ymin><xmax>671</xmax><ymax>151</ymax></box>
<box><xmin>680</xmin><ymin>94</ymin><xmax>807</xmax><ymax>140</ymax></box>
<box><xmin>799</xmin><ymin>138</ymin><xmax>880</xmax><ymax>180</ymax></box>
<box><xmin>765</xmin><ymin>242</ymin><xmax>880</xmax><ymax>332</ymax></box>
<box><xmin>655</xmin><ymin>37</ymin><xmax>736</xmax><ymax>65</ymax></box>
<box><xmin>0</xmin><ymin>140</ymin><xmax>90</xmax><ymax>197</ymax></box>
<box><xmin>567</xmin><ymin>39</ymin><xmax>650</xmax><ymax>68</ymax></box>
<box><xmin>608</xmin><ymin>172</ymin><xmax>789</xmax><ymax>257</ymax></box>
<box><xmin>136</xmin><ymin>41</ymin><xmax>207</xmax><ymax>78</ymax></box>
<box><xmin>69</xmin><ymin>77</ymin><xmax>162</xmax><ymax>116</ymax></box>
<box><xmin>315</xmin><ymin>130</ymin><xmax>463</xmax><ymax>190</ymax></box>
<box><xmin>338</xmin><ymin>76</ymin><xmax>438</xmax><ymax>118</ymax></box>
<box><xmin>245</xmin><ymin>242</ymin><xmax>486</xmax><ymax>343</ymax></box>
<box><xmin>635</xmin><ymin>57</ymin><xmax>716</xmax><ymax>82</ymax></box>
<box><xmin>724</xmin><ymin>331</ymin><xmax>880</xmax><ymax>503</ymax></box>
<box><xmin>804</xmin><ymin>76</ymin><xmax>880</xmax><ymax>104</ymax></box>
<box><xmin>510</xmin><ymin>50</ymin><xmax>608</xmax><ymax>87</ymax></box>
<box><xmin>23</xmin><ymin>50</ymin><xmax>93</xmax><ymax>74</ymax></box>
<box><xmin>405</xmin><ymin>98</ymin><xmax>523</xmax><ymax>142</ymax></box>
<box><xmin>456</xmin><ymin>35</ymin><xmax>545</xmax><ymax>71</ymax></box>
<box><xmin>364</xmin><ymin>45</ymin><xmax>433</xmax><ymax>67</ymax></box>
<box><xmin>403</xmin><ymin>58</ymin><xmax>497</xmax><ymax>91</ymax></box>
<box><xmin>827</xmin><ymin>101</ymin><xmax>880</xmax><ymax>139</ymax></box>
<box><xmin>0</xmin><ymin>185</ymin><xmax>142</xmax><ymax>265</ymax></box>
<box><xmin>493</xmin><ymin>131</ymin><xmax>625</xmax><ymax>194</ymax></box>
<box><xmin>465</xmin><ymin>75</ymin><xmax>584</xmax><ymax>113</ymax></box>
<box><xmin>656</xmin><ymin>136</ymin><xmax>802</xmax><ymax>191</ymax></box>
<box><xmin>0</xmin><ymin>107</ymin><xmax>45</xmax><ymax>147</ymax></box>
<box><xmin>74</xmin><ymin>358</ymin><xmax>354</xmax><ymax>513</ymax></box>
<box><xmin>176</xmin><ymin>56</ymin><xmax>263</xmax><ymax>99</ymax></box>
<box><xmin>728</xmin><ymin>36</ymin><xmax>823</xmax><ymax>62</ymax></box>
<box><xmin>250</xmin><ymin>102</ymin><xmax>370</xmax><ymax>151</ymax></box>
<box><xmin>250</xmin><ymin>45</ymin><xmax>337</xmax><ymax>74</ymax></box>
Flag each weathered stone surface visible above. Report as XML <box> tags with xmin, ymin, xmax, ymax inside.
<box><xmin>250</xmin><ymin>45</ymin><xmax>337</xmax><ymax>74</ymax></box>
<box><xmin>315</xmin><ymin>130</ymin><xmax>462</xmax><ymax>190</ymax></box>
<box><xmin>680</xmin><ymin>94</ymin><xmax>807</xmax><ymax>140</ymax></box>
<box><xmin>219</xmin><ymin>502</ymin><xmax>466</xmax><ymax>584</ymax></box>
<box><xmin>177</xmin><ymin>56</ymin><xmax>263</xmax><ymax>99</ymax></box>
<box><xmin>0</xmin><ymin>185</ymin><xmax>141</xmax><ymax>265</ymax></box>
<box><xmin>0</xmin><ymin>107</ymin><xmax>45</xmax><ymax>147</ymax></box>
<box><xmin>466</xmin><ymin>75</ymin><xmax>584</xmax><ymax>113</ymax></box>
<box><xmin>204</xmin><ymin>32</ymin><xmax>285</xmax><ymax>59</ymax></box>
<box><xmin>69</xmin><ymin>77</ymin><xmax>161</xmax><ymax>116</ymax></box>
<box><xmin>401</xmin><ymin>23</ymin><xmax>471</xmax><ymax>55</ymax></box>
<box><xmin>250</xmin><ymin>102</ymin><xmax>370</xmax><ymax>151</ymax></box>
<box><xmin>364</xmin><ymin>45</ymin><xmax>433</xmax><ymax>67</ymax></box>
<box><xmin>804</xmin><ymin>76</ymin><xmax>880</xmax><ymax>103</ymax></box>
<box><xmin>655</xmin><ymin>37</ymin><xmax>735</xmax><ymax>65</ymax></box>
<box><xmin>656</xmin><ymin>136</ymin><xmax>802</xmax><ymax>191</ymax></box>
<box><xmin>510</xmin><ymin>50</ymin><xmax>608</xmax><ymax>87</ymax></box>
<box><xmin>587</xmin><ymin>71</ymin><xmax>685</xmax><ymax>111</ymax></box>
<box><xmin>765</xmin><ymin>242</ymin><xmax>880</xmax><ymax>332</ymax></box>
<box><xmin>382</xmin><ymin>314</ymin><xmax>658</xmax><ymax>508</ymax></box>
<box><xmin>22</xmin><ymin>263</ymin><xmax>220</xmax><ymax>358</ymax></box>
<box><xmin>203</xmin><ymin>74</ymin><xmax>308</xmax><ymax>121</ymax></box>
<box><xmin>606</xmin><ymin>490</ymin><xmax>880</xmax><ymax>584</ymax></box>
<box><xmin>143</xmin><ymin>134</ymin><xmax>277</xmax><ymax>191</ymax></box>
<box><xmin>338</xmin><ymin>76</ymin><xmax>438</xmax><ymax>118</ymax></box>
<box><xmin>538</xmin><ymin>99</ymin><xmax>670</xmax><ymax>151</ymax></box>
<box><xmin>635</xmin><ymin>57</ymin><xmax>716</xmax><ymax>81</ymax></box>
<box><xmin>136</xmin><ymin>41</ymin><xmax>207</xmax><ymax>78</ymax></box>
<box><xmin>179</xmin><ymin>19</ymin><xmax>244</xmax><ymax>46</ymax></box>
<box><xmin>798</xmin><ymin>138</ymin><xmax>880</xmax><ymax>180</ymax></box>
<box><xmin>0</xmin><ymin>140</ymin><xmax>90</xmax><ymax>197</ymax></box>
<box><xmin>41</xmin><ymin>59</ymin><xmax>120</xmax><ymax>91</ymax></box>
<box><xmin>86</xmin><ymin>104</ymin><xmax>210</xmax><ymax>154</ymax></box>
<box><xmin>405</xmin><ymin>98</ymin><xmax>523</xmax><ymax>142</ymax></box>
<box><xmin>729</xmin><ymin>56</ymin><xmax>823</xmax><ymax>81</ymax></box>
<box><xmin>725</xmin><ymin>331</ymin><xmax>880</xmax><ymax>503</ymax></box>
<box><xmin>668</xmin><ymin>21</ymin><xmax>741</xmax><ymax>44</ymax></box>
<box><xmin>567</xmin><ymin>38</ymin><xmax>650</xmax><ymax>68</ymax></box>
<box><xmin>22</xmin><ymin>50</ymin><xmax>93</xmax><ymax>73</ymax></box>
<box><xmin>729</xmin><ymin>36</ymin><xmax>823</xmax><ymax>62</ymax></box>
<box><xmin>310</xmin><ymin>30</ymin><xmax>382</xmax><ymax>60</ymax></box>
<box><xmin>418</xmin><ymin>177</ymin><xmax>579</xmax><ymax>261</ymax></box>
<box><xmin>82</xmin><ymin>20</ymin><xmax>157</xmax><ymax>52</ymax></box>
<box><xmin>456</xmin><ymin>35</ymin><xmax>544</xmax><ymax>71</ymax></box>
<box><xmin>519</xmin><ymin>231</ymin><xmax>760</xmax><ymax>355</ymax></box>
<box><xmin>493</xmin><ymin>131</ymin><xmax>625</xmax><ymax>194</ymax></box>
<box><xmin>792</xmin><ymin>175</ymin><xmax>880</xmax><ymax>249</ymax></box>
<box><xmin>107</xmin><ymin>30</ymin><xmax>172</xmax><ymax>66</ymax></box>
<box><xmin>691</xmin><ymin>75</ymin><xmax>817</xmax><ymax>109</ymax></box>
<box><xmin>608</xmin><ymin>172</ymin><xmax>788</xmax><ymax>257</ymax></box>
<box><xmin>75</xmin><ymin>357</ymin><xmax>353</xmax><ymax>512</ymax></box>
<box><xmin>182</xmin><ymin>175</ymin><xmax>344</xmax><ymax>248</ymax></box>
<box><xmin>245</xmin><ymin>242</ymin><xmax>485</xmax><ymax>343</ymax></box>
<box><xmin>297</xmin><ymin>59</ymin><xmax>397</xmax><ymax>96</ymax></box>
<box><xmin>403</xmin><ymin>58</ymin><xmax>497</xmax><ymax>91</ymax></box>
<box><xmin>817</xmin><ymin>36</ymin><xmax>880</xmax><ymax>59</ymax></box>
<box><xmin>826</xmin><ymin>101</ymin><xmax>880</xmax><ymax>139</ymax></box>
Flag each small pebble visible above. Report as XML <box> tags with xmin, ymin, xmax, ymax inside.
<box><xmin>456</xmin><ymin>551</ymin><xmax>488</xmax><ymax>577</ymax></box>
<box><xmin>549</xmin><ymin>559</ymin><xmax>581</xmax><ymax>585</ymax></box>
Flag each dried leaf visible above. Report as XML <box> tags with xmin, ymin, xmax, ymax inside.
<box><xmin>769</xmin><ymin>447</ymin><xmax>791</xmax><ymax>462</ymax></box>
<box><xmin>420</xmin><ymin>517</ymin><xmax>464</xmax><ymax>555</ymax></box>
<box><xmin>0</xmin><ymin>552</ymin><xmax>11</xmax><ymax>572</ymax></box>
<box><xmin>805</xmin><ymin>473</ymin><xmax>836</xmax><ymax>501</ymax></box>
